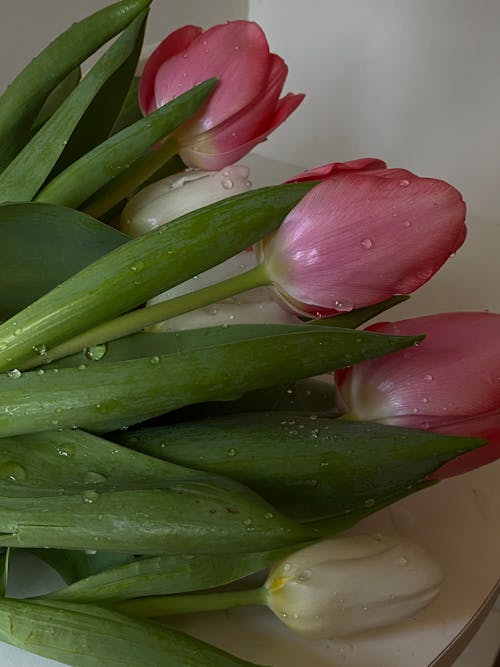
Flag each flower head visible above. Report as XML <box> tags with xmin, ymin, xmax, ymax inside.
<box><xmin>260</xmin><ymin>166</ymin><xmax>466</xmax><ymax>316</ymax></box>
<box><xmin>121</xmin><ymin>165</ymin><xmax>252</xmax><ymax>237</ymax></box>
<box><xmin>265</xmin><ymin>535</ymin><xmax>443</xmax><ymax>639</ymax></box>
<box><xmin>139</xmin><ymin>21</ymin><xmax>304</xmax><ymax>170</ymax></box>
<box><xmin>336</xmin><ymin>311</ymin><xmax>500</xmax><ymax>477</ymax></box>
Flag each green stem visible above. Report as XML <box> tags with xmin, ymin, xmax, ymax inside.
<box><xmin>112</xmin><ymin>586</ymin><xmax>267</xmax><ymax>618</ymax></box>
<box><xmin>82</xmin><ymin>137</ymin><xmax>180</xmax><ymax>219</ymax></box>
<box><xmin>22</xmin><ymin>263</ymin><xmax>271</xmax><ymax>369</ymax></box>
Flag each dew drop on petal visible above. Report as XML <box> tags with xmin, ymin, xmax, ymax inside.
<box><xmin>221</xmin><ymin>178</ymin><xmax>233</xmax><ymax>190</ymax></box>
<box><xmin>399</xmin><ymin>179</ymin><xmax>410</xmax><ymax>187</ymax></box>
<box><xmin>361</xmin><ymin>238</ymin><xmax>373</xmax><ymax>249</ymax></box>
<box><xmin>423</xmin><ymin>373</ymin><xmax>434</xmax><ymax>382</ymax></box>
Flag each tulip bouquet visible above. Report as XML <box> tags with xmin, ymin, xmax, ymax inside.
<box><xmin>0</xmin><ymin>1</ymin><xmax>497</xmax><ymax>666</ymax></box>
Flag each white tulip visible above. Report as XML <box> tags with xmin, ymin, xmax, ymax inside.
<box><xmin>265</xmin><ymin>534</ymin><xmax>443</xmax><ymax>639</ymax></box>
<box><xmin>120</xmin><ymin>165</ymin><xmax>252</xmax><ymax>237</ymax></box>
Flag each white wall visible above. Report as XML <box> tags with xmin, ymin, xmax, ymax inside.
<box><xmin>248</xmin><ymin>0</ymin><xmax>500</xmax><ymax>224</ymax></box>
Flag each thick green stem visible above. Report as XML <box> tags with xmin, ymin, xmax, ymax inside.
<box><xmin>112</xmin><ymin>586</ymin><xmax>267</xmax><ymax>618</ymax></box>
<box><xmin>82</xmin><ymin>137</ymin><xmax>180</xmax><ymax>219</ymax></box>
<box><xmin>23</xmin><ymin>263</ymin><xmax>271</xmax><ymax>369</ymax></box>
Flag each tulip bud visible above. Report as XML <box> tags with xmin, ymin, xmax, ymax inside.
<box><xmin>265</xmin><ymin>535</ymin><xmax>443</xmax><ymax>639</ymax></box>
<box><xmin>120</xmin><ymin>165</ymin><xmax>252</xmax><ymax>237</ymax></box>
<box><xmin>259</xmin><ymin>168</ymin><xmax>466</xmax><ymax>316</ymax></box>
<box><xmin>139</xmin><ymin>21</ymin><xmax>304</xmax><ymax>170</ymax></box>
<box><xmin>336</xmin><ymin>311</ymin><xmax>500</xmax><ymax>477</ymax></box>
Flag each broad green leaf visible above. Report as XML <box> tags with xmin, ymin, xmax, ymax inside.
<box><xmin>47</xmin><ymin>550</ymin><xmax>283</xmax><ymax>602</ymax></box>
<box><xmin>31</xmin><ymin>68</ymin><xmax>81</xmax><ymax>133</ymax></box>
<box><xmin>0</xmin><ymin>12</ymin><xmax>148</xmax><ymax>203</ymax></box>
<box><xmin>35</xmin><ymin>79</ymin><xmax>216</xmax><ymax>209</ymax></box>
<box><xmin>31</xmin><ymin>549</ymin><xmax>134</xmax><ymax>586</ymax></box>
<box><xmin>0</xmin><ymin>202</ymin><xmax>127</xmax><ymax>320</ymax></box>
<box><xmin>0</xmin><ymin>598</ymin><xmax>262</xmax><ymax>667</ymax></box>
<box><xmin>49</xmin><ymin>12</ymin><xmax>146</xmax><ymax>177</ymax></box>
<box><xmin>0</xmin><ymin>327</ymin><xmax>418</xmax><ymax>436</ymax></box>
<box><xmin>0</xmin><ymin>0</ymin><xmax>152</xmax><ymax>172</ymax></box>
<box><xmin>114</xmin><ymin>412</ymin><xmax>484</xmax><ymax>522</ymax></box>
<box><xmin>0</xmin><ymin>183</ymin><xmax>314</xmax><ymax>371</ymax></box>
<box><xmin>0</xmin><ymin>429</ymin><xmax>311</xmax><ymax>554</ymax></box>
<box><xmin>307</xmin><ymin>295</ymin><xmax>410</xmax><ymax>329</ymax></box>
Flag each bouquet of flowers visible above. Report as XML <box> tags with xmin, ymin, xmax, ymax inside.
<box><xmin>0</xmin><ymin>2</ymin><xmax>497</xmax><ymax>665</ymax></box>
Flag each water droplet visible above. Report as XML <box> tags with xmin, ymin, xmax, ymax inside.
<box><xmin>243</xmin><ymin>518</ymin><xmax>253</xmax><ymax>526</ymax></box>
<box><xmin>84</xmin><ymin>549</ymin><xmax>97</xmax><ymax>556</ymax></box>
<box><xmin>221</xmin><ymin>170</ymin><xmax>230</xmax><ymax>177</ymax></box>
<box><xmin>403</xmin><ymin>220</ymin><xmax>412</xmax><ymax>228</ymax></box>
<box><xmin>33</xmin><ymin>344</ymin><xmax>47</xmax><ymax>356</ymax></box>
<box><xmin>234</xmin><ymin>44</ymin><xmax>240</xmax><ymax>51</ymax></box>
<box><xmin>423</xmin><ymin>373</ymin><xmax>433</xmax><ymax>382</ymax></box>
<box><xmin>399</xmin><ymin>179</ymin><xmax>410</xmax><ymax>187</ymax></box>
<box><xmin>304</xmin><ymin>478</ymin><xmax>318</xmax><ymax>487</ymax></box>
<box><xmin>364</xmin><ymin>498</ymin><xmax>375</xmax><ymax>507</ymax></box>
<box><xmin>245</xmin><ymin>180</ymin><xmax>252</xmax><ymax>189</ymax></box>
<box><xmin>150</xmin><ymin>355</ymin><xmax>160</xmax><ymax>365</ymax></box>
<box><xmin>82</xmin><ymin>490</ymin><xmax>99</xmax><ymax>504</ymax></box>
<box><xmin>85</xmin><ymin>344</ymin><xmax>107</xmax><ymax>361</ymax></box>
<box><xmin>36</xmin><ymin>369</ymin><xmax>45</xmax><ymax>376</ymax></box>
<box><xmin>332</xmin><ymin>299</ymin><xmax>354</xmax><ymax>312</ymax></box>
<box><xmin>84</xmin><ymin>471</ymin><xmax>107</xmax><ymax>484</ymax></box>
<box><xmin>78</xmin><ymin>364</ymin><xmax>86</xmax><ymax>371</ymax></box>
<box><xmin>0</xmin><ymin>461</ymin><xmax>26</xmax><ymax>481</ymax></box>
<box><xmin>361</xmin><ymin>238</ymin><xmax>373</xmax><ymax>249</ymax></box>
<box><xmin>130</xmin><ymin>261</ymin><xmax>144</xmax><ymax>273</ymax></box>
<box><xmin>221</xmin><ymin>178</ymin><xmax>233</xmax><ymax>190</ymax></box>
<box><xmin>7</xmin><ymin>368</ymin><xmax>21</xmax><ymax>379</ymax></box>
<box><xmin>227</xmin><ymin>448</ymin><xmax>236</xmax><ymax>457</ymax></box>
<box><xmin>422</xmin><ymin>396</ymin><xmax>429</xmax><ymax>403</ymax></box>
<box><xmin>298</xmin><ymin>569</ymin><xmax>312</xmax><ymax>582</ymax></box>
<box><xmin>264</xmin><ymin>512</ymin><xmax>274</xmax><ymax>520</ymax></box>
<box><xmin>396</xmin><ymin>556</ymin><xmax>408</xmax><ymax>566</ymax></box>
<box><xmin>56</xmin><ymin>445</ymin><xmax>74</xmax><ymax>458</ymax></box>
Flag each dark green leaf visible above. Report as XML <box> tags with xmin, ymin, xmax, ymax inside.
<box><xmin>0</xmin><ymin>327</ymin><xmax>418</xmax><ymax>436</ymax></box>
<box><xmin>307</xmin><ymin>295</ymin><xmax>410</xmax><ymax>329</ymax></box>
<box><xmin>47</xmin><ymin>549</ymin><xmax>283</xmax><ymax>602</ymax></box>
<box><xmin>0</xmin><ymin>12</ymin><xmax>149</xmax><ymax>203</ymax></box>
<box><xmin>0</xmin><ymin>429</ymin><xmax>311</xmax><ymax>554</ymax></box>
<box><xmin>50</xmin><ymin>14</ymin><xmax>146</xmax><ymax>177</ymax></box>
<box><xmin>0</xmin><ymin>0</ymin><xmax>152</xmax><ymax>172</ymax></box>
<box><xmin>0</xmin><ymin>202</ymin><xmax>127</xmax><ymax>320</ymax></box>
<box><xmin>31</xmin><ymin>549</ymin><xmax>134</xmax><ymax>586</ymax></box>
<box><xmin>111</xmin><ymin>76</ymin><xmax>142</xmax><ymax>134</ymax></box>
<box><xmin>0</xmin><ymin>183</ymin><xmax>315</xmax><ymax>371</ymax></box>
<box><xmin>31</xmin><ymin>68</ymin><xmax>81</xmax><ymax>133</ymax></box>
<box><xmin>35</xmin><ymin>78</ymin><xmax>217</xmax><ymax>209</ymax></box>
<box><xmin>114</xmin><ymin>412</ymin><xmax>484</xmax><ymax>522</ymax></box>
<box><xmin>0</xmin><ymin>598</ymin><xmax>263</xmax><ymax>666</ymax></box>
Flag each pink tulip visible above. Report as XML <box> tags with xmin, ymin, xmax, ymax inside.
<box><xmin>336</xmin><ymin>312</ymin><xmax>500</xmax><ymax>478</ymax></box>
<box><xmin>139</xmin><ymin>21</ymin><xmax>304</xmax><ymax>170</ymax></box>
<box><xmin>259</xmin><ymin>167</ymin><xmax>466</xmax><ymax>316</ymax></box>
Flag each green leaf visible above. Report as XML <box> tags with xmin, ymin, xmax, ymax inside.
<box><xmin>0</xmin><ymin>202</ymin><xmax>127</xmax><ymax>320</ymax></box>
<box><xmin>307</xmin><ymin>295</ymin><xmax>410</xmax><ymax>329</ymax></box>
<box><xmin>31</xmin><ymin>549</ymin><xmax>134</xmax><ymax>586</ymax></box>
<box><xmin>46</xmin><ymin>549</ymin><xmax>283</xmax><ymax>602</ymax></box>
<box><xmin>35</xmin><ymin>79</ymin><xmax>216</xmax><ymax>209</ymax></box>
<box><xmin>0</xmin><ymin>182</ymin><xmax>314</xmax><ymax>371</ymax></box>
<box><xmin>49</xmin><ymin>12</ymin><xmax>147</xmax><ymax>178</ymax></box>
<box><xmin>111</xmin><ymin>76</ymin><xmax>142</xmax><ymax>134</ymax></box>
<box><xmin>0</xmin><ymin>0</ymin><xmax>152</xmax><ymax>172</ymax></box>
<box><xmin>0</xmin><ymin>327</ymin><xmax>419</xmax><ymax>436</ymax></box>
<box><xmin>0</xmin><ymin>429</ymin><xmax>311</xmax><ymax>554</ymax></box>
<box><xmin>0</xmin><ymin>548</ymin><xmax>10</xmax><ymax>597</ymax></box>
<box><xmin>30</xmin><ymin>68</ymin><xmax>81</xmax><ymax>133</ymax></box>
<box><xmin>0</xmin><ymin>12</ymin><xmax>149</xmax><ymax>203</ymax></box>
<box><xmin>0</xmin><ymin>598</ymin><xmax>263</xmax><ymax>667</ymax></box>
<box><xmin>114</xmin><ymin>412</ymin><xmax>485</xmax><ymax>522</ymax></box>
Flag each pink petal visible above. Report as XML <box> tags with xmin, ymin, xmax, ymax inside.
<box><xmin>267</xmin><ymin>172</ymin><xmax>466</xmax><ymax>310</ymax></box>
<box><xmin>288</xmin><ymin>158</ymin><xmax>388</xmax><ymax>183</ymax></box>
<box><xmin>184</xmin><ymin>54</ymin><xmax>289</xmax><ymax>152</ymax></box>
<box><xmin>139</xmin><ymin>25</ymin><xmax>202</xmax><ymax>115</ymax></box>
<box><xmin>153</xmin><ymin>21</ymin><xmax>271</xmax><ymax>131</ymax></box>
<box><xmin>339</xmin><ymin>312</ymin><xmax>500</xmax><ymax>422</ymax></box>
<box><xmin>180</xmin><ymin>92</ymin><xmax>304</xmax><ymax>170</ymax></box>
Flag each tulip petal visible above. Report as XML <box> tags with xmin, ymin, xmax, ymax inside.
<box><xmin>266</xmin><ymin>173</ymin><xmax>466</xmax><ymax>311</ymax></box>
<box><xmin>180</xmin><ymin>92</ymin><xmax>304</xmax><ymax>170</ymax></box>
<box><xmin>139</xmin><ymin>25</ymin><xmax>202</xmax><ymax>114</ymax></box>
<box><xmin>153</xmin><ymin>21</ymin><xmax>271</xmax><ymax>131</ymax></box>
<box><xmin>288</xmin><ymin>158</ymin><xmax>388</xmax><ymax>183</ymax></box>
